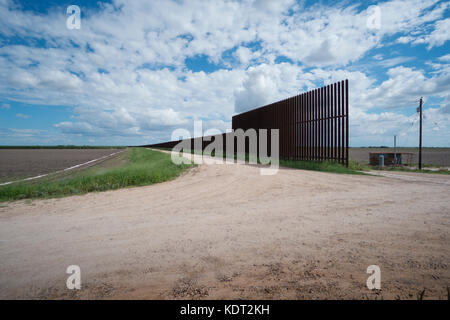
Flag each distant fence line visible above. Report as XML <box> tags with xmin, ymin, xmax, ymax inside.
<box><xmin>144</xmin><ymin>79</ymin><xmax>349</xmax><ymax>167</ymax></box>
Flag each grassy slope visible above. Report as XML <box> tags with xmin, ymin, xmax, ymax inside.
<box><xmin>376</xmin><ymin>165</ymin><xmax>450</xmax><ymax>174</ymax></box>
<box><xmin>279</xmin><ymin>159</ymin><xmax>368</xmax><ymax>174</ymax></box>
<box><xmin>0</xmin><ymin>148</ymin><xmax>193</xmax><ymax>202</ymax></box>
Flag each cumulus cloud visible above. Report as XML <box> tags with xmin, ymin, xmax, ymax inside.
<box><xmin>0</xmin><ymin>0</ymin><xmax>449</xmax><ymax>145</ymax></box>
<box><xmin>233</xmin><ymin>46</ymin><xmax>262</xmax><ymax>66</ymax></box>
<box><xmin>234</xmin><ymin>67</ymin><xmax>278</xmax><ymax>113</ymax></box>
<box><xmin>365</xmin><ymin>66</ymin><xmax>450</xmax><ymax>109</ymax></box>
<box><xmin>413</xmin><ymin>18</ymin><xmax>450</xmax><ymax>48</ymax></box>
<box><xmin>233</xmin><ymin>62</ymin><xmax>314</xmax><ymax>113</ymax></box>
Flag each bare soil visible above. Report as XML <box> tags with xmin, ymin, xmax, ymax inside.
<box><xmin>0</xmin><ymin>149</ymin><xmax>122</xmax><ymax>182</ymax></box>
<box><xmin>350</xmin><ymin>147</ymin><xmax>450</xmax><ymax>166</ymax></box>
<box><xmin>0</xmin><ymin>153</ymin><xmax>449</xmax><ymax>300</ymax></box>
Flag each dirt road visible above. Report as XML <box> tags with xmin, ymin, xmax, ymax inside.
<box><xmin>0</xmin><ymin>154</ymin><xmax>449</xmax><ymax>299</ymax></box>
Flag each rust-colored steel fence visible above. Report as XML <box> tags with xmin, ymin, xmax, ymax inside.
<box><xmin>145</xmin><ymin>80</ymin><xmax>349</xmax><ymax>166</ymax></box>
<box><xmin>232</xmin><ymin>79</ymin><xmax>349</xmax><ymax>166</ymax></box>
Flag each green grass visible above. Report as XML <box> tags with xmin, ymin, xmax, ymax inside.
<box><xmin>371</xmin><ymin>165</ymin><xmax>450</xmax><ymax>174</ymax></box>
<box><xmin>280</xmin><ymin>159</ymin><xmax>368</xmax><ymax>174</ymax></box>
<box><xmin>0</xmin><ymin>148</ymin><xmax>193</xmax><ymax>202</ymax></box>
<box><xmin>152</xmin><ymin>147</ymin><xmax>367</xmax><ymax>174</ymax></box>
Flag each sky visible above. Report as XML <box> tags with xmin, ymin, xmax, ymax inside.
<box><xmin>0</xmin><ymin>0</ymin><xmax>449</xmax><ymax>147</ymax></box>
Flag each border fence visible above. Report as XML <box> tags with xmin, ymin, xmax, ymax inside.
<box><xmin>232</xmin><ymin>79</ymin><xmax>349</xmax><ymax>166</ymax></box>
<box><xmin>145</xmin><ymin>79</ymin><xmax>349</xmax><ymax>167</ymax></box>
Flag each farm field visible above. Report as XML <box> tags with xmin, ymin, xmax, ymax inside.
<box><xmin>0</xmin><ymin>148</ymin><xmax>122</xmax><ymax>182</ymax></box>
<box><xmin>0</xmin><ymin>151</ymin><xmax>449</xmax><ymax>300</ymax></box>
<box><xmin>0</xmin><ymin>148</ymin><xmax>193</xmax><ymax>202</ymax></box>
<box><xmin>350</xmin><ymin>148</ymin><xmax>450</xmax><ymax>167</ymax></box>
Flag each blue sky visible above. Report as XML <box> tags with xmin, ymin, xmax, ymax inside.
<box><xmin>0</xmin><ymin>0</ymin><xmax>449</xmax><ymax>146</ymax></box>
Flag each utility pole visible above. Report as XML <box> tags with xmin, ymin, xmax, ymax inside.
<box><xmin>417</xmin><ymin>97</ymin><xmax>423</xmax><ymax>170</ymax></box>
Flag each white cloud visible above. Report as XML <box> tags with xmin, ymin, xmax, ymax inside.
<box><xmin>54</xmin><ymin>121</ymin><xmax>101</xmax><ymax>135</ymax></box>
<box><xmin>234</xmin><ymin>62</ymin><xmax>313</xmax><ymax>113</ymax></box>
<box><xmin>365</xmin><ymin>66</ymin><xmax>450</xmax><ymax>109</ymax></box>
<box><xmin>234</xmin><ymin>67</ymin><xmax>278</xmax><ymax>113</ymax></box>
<box><xmin>234</xmin><ymin>46</ymin><xmax>262</xmax><ymax>66</ymax></box>
<box><xmin>377</xmin><ymin>56</ymin><xmax>414</xmax><ymax>68</ymax></box>
<box><xmin>6</xmin><ymin>69</ymin><xmax>39</xmax><ymax>88</ymax></box>
<box><xmin>438</xmin><ymin>54</ymin><xmax>450</xmax><ymax>62</ymax></box>
<box><xmin>1</xmin><ymin>103</ymin><xmax>10</xmax><ymax>109</ymax></box>
<box><xmin>413</xmin><ymin>18</ymin><xmax>450</xmax><ymax>48</ymax></box>
<box><xmin>15</xmin><ymin>113</ymin><xmax>29</xmax><ymax>119</ymax></box>
<box><xmin>396</xmin><ymin>36</ymin><xmax>414</xmax><ymax>44</ymax></box>
<box><xmin>0</xmin><ymin>0</ymin><xmax>449</xmax><ymax>145</ymax></box>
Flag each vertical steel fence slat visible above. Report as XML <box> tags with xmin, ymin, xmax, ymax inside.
<box><xmin>345</xmin><ymin>79</ymin><xmax>349</xmax><ymax>167</ymax></box>
<box><xmin>309</xmin><ymin>91</ymin><xmax>312</xmax><ymax>161</ymax></box>
<box><xmin>341</xmin><ymin>81</ymin><xmax>344</xmax><ymax>163</ymax></box>
<box><xmin>301</xmin><ymin>93</ymin><xmax>304</xmax><ymax>160</ymax></box>
<box><xmin>292</xmin><ymin>97</ymin><xmax>294</xmax><ymax>159</ymax></box>
<box><xmin>319</xmin><ymin>88</ymin><xmax>322</xmax><ymax>160</ymax></box>
<box><xmin>302</xmin><ymin>93</ymin><xmax>305</xmax><ymax>160</ymax></box>
<box><xmin>327</xmin><ymin>85</ymin><xmax>330</xmax><ymax>159</ymax></box>
<box><xmin>333</xmin><ymin>83</ymin><xmax>337</xmax><ymax>160</ymax></box>
<box><xmin>315</xmin><ymin>89</ymin><xmax>318</xmax><ymax>161</ymax></box>
<box><xmin>296</xmin><ymin>95</ymin><xmax>298</xmax><ymax>160</ymax></box>
<box><xmin>316</xmin><ymin>89</ymin><xmax>319</xmax><ymax>160</ymax></box>
<box><xmin>338</xmin><ymin>82</ymin><xmax>341</xmax><ymax>163</ymax></box>
<box><xmin>312</xmin><ymin>90</ymin><xmax>315</xmax><ymax>160</ymax></box>
<box><xmin>323</xmin><ymin>86</ymin><xmax>326</xmax><ymax>159</ymax></box>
